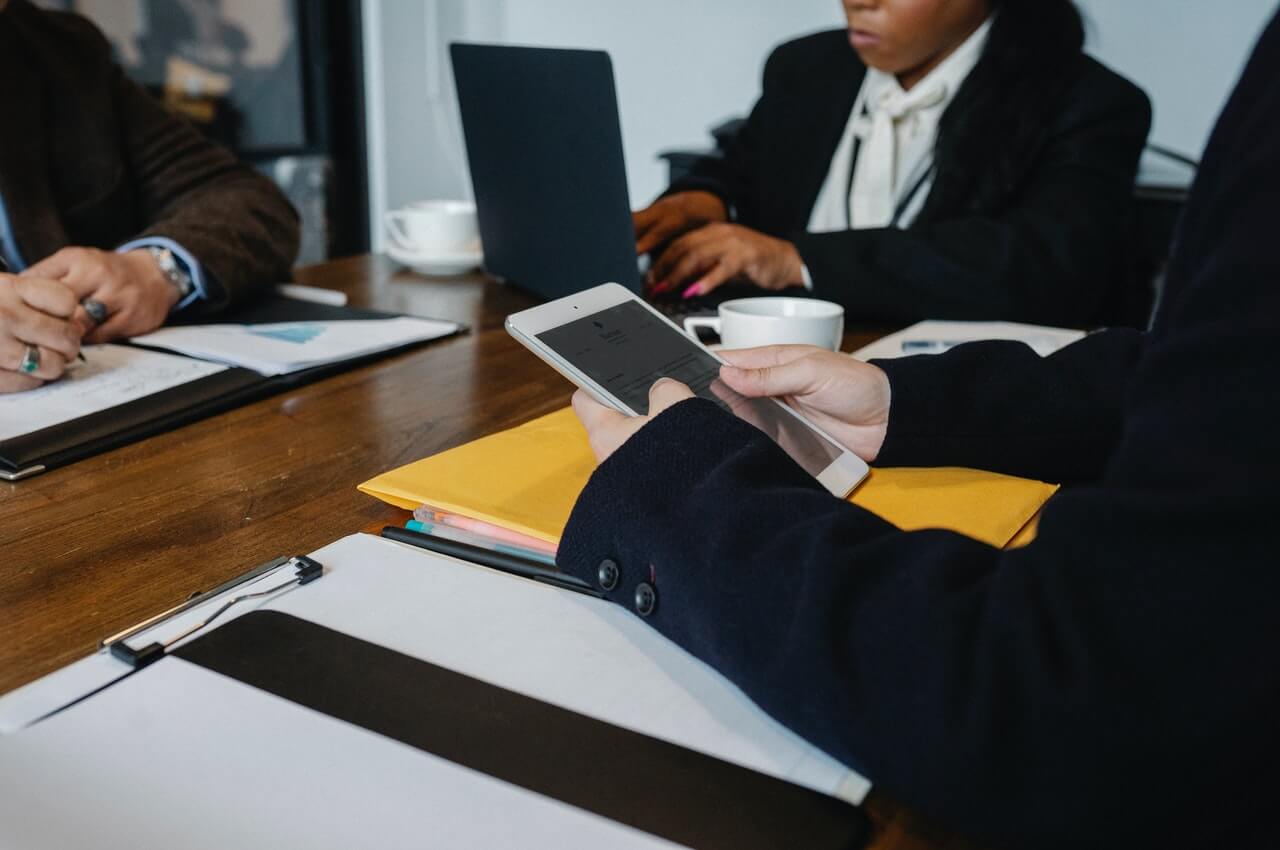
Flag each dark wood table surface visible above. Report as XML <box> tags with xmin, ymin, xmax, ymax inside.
<box><xmin>0</xmin><ymin>254</ymin><xmax>973</xmax><ymax>850</ymax></box>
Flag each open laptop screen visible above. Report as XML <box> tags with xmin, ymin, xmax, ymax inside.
<box><xmin>451</xmin><ymin>43</ymin><xmax>642</xmax><ymax>300</ymax></box>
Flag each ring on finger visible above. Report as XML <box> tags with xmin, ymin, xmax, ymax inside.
<box><xmin>19</xmin><ymin>345</ymin><xmax>40</xmax><ymax>375</ymax></box>
<box><xmin>82</xmin><ymin>298</ymin><xmax>109</xmax><ymax>326</ymax></box>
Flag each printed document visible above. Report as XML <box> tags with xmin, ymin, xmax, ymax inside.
<box><xmin>0</xmin><ymin>344</ymin><xmax>226</xmax><ymax>442</ymax></box>
<box><xmin>132</xmin><ymin>317</ymin><xmax>459</xmax><ymax>375</ymax></box>
<box><xmin>852</xmin><ymin>319</ymin><xmax>1085</xmax><ymax>361</ymax></box>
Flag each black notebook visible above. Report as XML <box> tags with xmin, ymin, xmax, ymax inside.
<box><xmin>0</xmin><ymin>295</ymin><xmax>464</xmax><ymax>480</ymax></box>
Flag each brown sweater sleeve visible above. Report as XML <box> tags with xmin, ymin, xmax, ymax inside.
<box><xmin>110</xmin><ymin>60</ymin><xmax>300</xmax><ymax>309</ymax></box>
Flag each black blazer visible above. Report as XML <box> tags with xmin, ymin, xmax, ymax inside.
<box><xmin>559</xmin><ymin>13</ymin><xmax>1280</xmax><ymax>850</ymax></box>
<box><xmin>0</xmin><ymin>1</ymin><xmax>298</xmax><ymax>309</ymax></box>
<box><xmin>669</xmin><ymin>30</ymin><xmax>1152</xmax><ymax>325</ymax></box>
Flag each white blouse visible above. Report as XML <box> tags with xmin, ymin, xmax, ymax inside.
<box><xmin>807</xmin><ymin>16</ymin><xmax>993</xmax><ymax>235</ymax></box>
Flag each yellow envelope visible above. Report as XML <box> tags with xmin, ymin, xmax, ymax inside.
<box><xmin>360</xmin><ymin>407</ymin><xmax>1058</xmax><ymax>550</ymax></box>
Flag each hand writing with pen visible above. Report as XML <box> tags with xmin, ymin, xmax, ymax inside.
<box><xmin>0</xmin><ymin>247</ymin><xmax>177</xmax><ymax>393</ymax></box>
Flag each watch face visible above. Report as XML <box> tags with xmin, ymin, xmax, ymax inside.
<box><xmin>150</xmin><ymin>247</ymin><xmax>193</xmax><ymax>296</ymax></box>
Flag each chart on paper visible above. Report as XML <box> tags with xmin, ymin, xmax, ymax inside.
<box><xmin>132</xmin><ymin>317</ymin><xmax>461</xmax><ymax>375</ymax></box>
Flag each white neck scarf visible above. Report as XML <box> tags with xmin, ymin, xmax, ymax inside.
<box><xmin>848</xmin><ymin>80</ymin><xmax>949</xmax><ymax>228</ymax></box>
<box><xmin>806</xmin><ymin>16</ymin><xmax>994</xmax><ymax>235</ymax></box>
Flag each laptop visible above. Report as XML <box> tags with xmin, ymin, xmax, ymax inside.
<box><xmin>450</xmin><ymin>42</ymin><xmax>760</xmax><ymax>316</ymax></box>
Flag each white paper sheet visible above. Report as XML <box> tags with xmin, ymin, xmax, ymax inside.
<box><xmin>0</xmin><ymin>654</ymin><xmax>131</xmax><ymax>735</ymax></box>
<box><xmin>131</xmin><ymin>317</ymin><xmax>460</xmax><ymax>375</ymax></box>
<box><xmin>851</xmin><ymin>320</ymin><xmax>1085</xmax><ymax>361</ymax></box>
<box><xmin>0</xmin><ymin>660</ymin><xmax>679</xmax><ymax>850</ymax></box>
<box><xmin>0</xmin><ymin>559</ymin><xmax>299</xmax><ymax>733</ymax></box>
<box><xmin>0</xmin><ymin>344</ymin><xmax>227</xmax><ymax>441</ymax></box>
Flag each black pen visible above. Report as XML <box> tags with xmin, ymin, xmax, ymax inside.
<box><xmin>381</xmin><ymin>525</ymin><xmax>603</xmax><ymax>598</ymax></box>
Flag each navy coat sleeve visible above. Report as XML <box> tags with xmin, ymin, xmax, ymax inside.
<box><xmin>871</xmin><ymin>327</ymin><xmax>1146</xmax><ymax>484</ymax></box>
<box><xmin>558</xmin><ymin>13</ymin><xmax>1280</xmax><ymax>849</ymax></box>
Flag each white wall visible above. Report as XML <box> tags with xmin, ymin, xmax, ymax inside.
<box><xmin>363</xmin><ymin>0</ymin><xmax>1278</xmax><ymax>250</ymax></box>
<box><xmin>362</xmin><ymin>0</ymin><xmax>841</xmax><ymax>250</ymax></box>
<box><xmin>495</xmin><ymin>0</ymin><xmax>843</xmax><ymax>206</ymax></box>
<box><xmin>1076</xmin><ymin>0</ymin><xmax>1276</xmax><ymax>158</ymax></box>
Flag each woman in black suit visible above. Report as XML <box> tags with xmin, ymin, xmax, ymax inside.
<box><xmin>560</xmin><ymin>10</ymin><xmax>1280</xmax><ymax>848</ymax></box>
<box><xmin>638</xmin><ymin>0</ymin><xmax>1152</xmax><ymax>325</ymax></box>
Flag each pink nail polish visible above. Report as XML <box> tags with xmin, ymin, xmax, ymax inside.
<box><xmin>681</xmin><ymin>283</ymin><xmax>703</xmax><ymax>299</ymax></box>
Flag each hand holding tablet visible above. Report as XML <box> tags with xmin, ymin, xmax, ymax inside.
<box><xmin>506</xmin><ymin>283</ymin><xmax>868</xmax><ymax>497</ymax></box>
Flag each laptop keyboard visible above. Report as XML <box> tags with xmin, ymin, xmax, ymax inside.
<box><xmin>654</xmin><ymin>297</ymin><xmax>717</xmax><ymax>323</ymax></box>
<box><xmin>651</xmin><ymin>281</ymin><xmax>788</xmax><ymax>325</ymax></box>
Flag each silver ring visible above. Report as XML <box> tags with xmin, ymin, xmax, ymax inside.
<box><xmin>82</xmin><ymin>298</ymin><xmax>109</xmax><ymax>325</ymax></box>
<box><xmin>19</xmin><ymin>345</ymin><xmax>40</xmax><ymax>375</ymax></box>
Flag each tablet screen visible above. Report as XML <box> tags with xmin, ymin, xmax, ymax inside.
<box><xmin>536</xmin><ymin>302</ymin><xmax>845</xmax><ymax>476</ymax></box>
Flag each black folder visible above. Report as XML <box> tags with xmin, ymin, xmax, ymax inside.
<box><xmin>0</xmin><ymin>296</ymin><xmax>464</xmax><ymax>480</ymax></box>
<box><xmin>176</xmin><ymin>610</ymin><xmax>868</xmax><ymax>850</ymax></box>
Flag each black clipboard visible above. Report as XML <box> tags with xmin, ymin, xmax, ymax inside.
<box><xmin>1</xmin><ymin>295</ymin><xmax>465</xmax><ymax>480</ymax></box>
<box><xmin>13</xmin><ymin>537</ymin><xmax>868</xmax><ymax>848</ymax></box>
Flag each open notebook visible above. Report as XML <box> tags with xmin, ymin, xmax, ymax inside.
<box><xmin>1</xmin><ymin>296</ymin><xmax>463</xmax><ymax>480</ymax></box>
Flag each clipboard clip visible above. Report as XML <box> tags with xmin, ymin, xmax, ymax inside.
<box><xmin>102</xmin><ymin>555</ymin><xmax>324</xmax><ymax>670</ymax></box>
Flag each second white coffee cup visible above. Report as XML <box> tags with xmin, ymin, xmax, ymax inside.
<box><xmin>385</xmin><ymin>200</ymin><xmax>480</xmax><ymax>256</ymax></box>
<box><xmin>683</xmin><ymin>297</ymin><xmax>845</xmax><ymax>351</ymax></box>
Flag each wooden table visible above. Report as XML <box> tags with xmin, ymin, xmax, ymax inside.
<box><xmin>0</xmin><ymin>254</ymin><xmax>972</xmax><ymax>850</ymax></box>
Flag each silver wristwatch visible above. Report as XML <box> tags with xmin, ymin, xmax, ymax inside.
<box><xmin>146</xmin><ymin>246</ymin><xmax>194</xmax><ymax>300</ymax></box>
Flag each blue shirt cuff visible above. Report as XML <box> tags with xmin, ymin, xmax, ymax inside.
<box><xmin>117</xmin><ymin>237</ymin><xmax>209</xmax><ymax>312</ymax></box>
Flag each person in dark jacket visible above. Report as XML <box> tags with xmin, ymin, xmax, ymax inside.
<box><xmin>638</xmin><ymin>0</ymin><xmax>1151</xmax><ymax>326</ymax></box>
<box><xmin>0</xmin><ymin>0</ymin><xmax>299</xmax><ymax>393</ymax></box>
<box><xmin>562</xmin><ymin>8</ymin><xmax>1280</xmax><ymax>850</ymax></box>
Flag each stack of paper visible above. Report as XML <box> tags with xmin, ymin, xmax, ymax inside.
<box><xmin>851</xmin><ymin>320</ymin><xmax>1085</xmax><ymax>361</ymax></box>
<box><xmin>132</xmin><ymin>317</ymin><xmax>460</xmax><ymax>376</ymax></box>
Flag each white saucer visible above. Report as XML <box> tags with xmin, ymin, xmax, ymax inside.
<box><xmin>386</xmin><ymin>243</ymin><xmax>483</xmax><ymax>277</ymax></box>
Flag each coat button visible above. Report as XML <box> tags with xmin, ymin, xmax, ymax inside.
<box><xmin>634</xmin><ymin>582</ymin><xmax>658</xmax><ymax>617</ymax></box>
<box><xmin>597</xmin><ymin>558</ymin><xmax>620</xmax><ymax>591</ymax></box>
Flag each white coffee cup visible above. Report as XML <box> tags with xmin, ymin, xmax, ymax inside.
<box><xmin>384</xmin><ymin>200</ymin><xmax>480</xmax><ymax>256</ymax></box>
<box><xmin>683</xmin><ymin>297</ymin><xmax>845</xmax><ymax>351</ymax></box>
